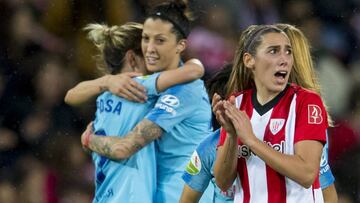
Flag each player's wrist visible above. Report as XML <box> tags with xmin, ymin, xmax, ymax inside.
<box><xmin>100</xmin><ymin>75</ymin><xmax>110</xmax><ymax>92</ymax></box>
<box><xmin>83</xmin><ymin>131</ymin><xmax>93</xmax><ymax>148</ymax></box>
<box><xmin>243</xmin><ymin>135</ymin><xmax>257</xmax><ymax>148</ymax></box>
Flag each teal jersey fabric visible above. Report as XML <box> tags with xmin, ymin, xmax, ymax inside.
<box><xmin>319</xmin><ymin>131</ymin><xmax>335</xmax><ymax>189</ymax></box>
<box><xmin>92</xmin><ymin>74</ymin><xmax>159</xmax><ymax>203</ymax></box>
<box><xmin>146</xmin><ymin>79</ymin><xmax>213</xmax><ymax>202</ymax></box>
<box><xmin>182</xmin><ymin>129</ymin><xmax>235</xmax><ymax>202</ymax></box>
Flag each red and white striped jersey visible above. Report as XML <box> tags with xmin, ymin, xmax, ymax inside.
<box><xmin>218</xmin><ymin>84</ymin><xmax>328</xmax><ymax>203</ymax></box>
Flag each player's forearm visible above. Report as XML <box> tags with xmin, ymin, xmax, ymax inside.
<box><xmin>88</xmin><ymin>119</ymin><xmax>163</xmax><ymax>160</ymax></box>
<box><xmin>179</xmin><ymin>185</ymin><xmax>202</xmax><ymax>203</ymax></box>
<box><xmin>246</xmin><ymin>138</ymin><xmax>323</xmax><ymax>188</ymax></box>
<box><xmin>64</xmin><ymin>76</ymin><xmax>108</xmax><ymax>106</ymax></box>
<box><xmin>156</xmin><ymin>59</ymin><xmax>204</xmax><ymax>92</ymax></box>
<box><xmin>322</xmin><ymin>184</ymin><xmax>338</xmax><ymax>203</ymax></box>
<box><xmin>214</xmin><ymin>134</ymin><xmax>238</xmax><ymax>191</ymax></box>
<box><xmin>88</xmin><ymin>134</ymin><xmax>140</xmax><ymax>160</ymax></box>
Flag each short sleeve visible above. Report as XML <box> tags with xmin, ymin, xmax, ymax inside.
<box><xmin>145</xmin><ymin>84</ymin><xmax>198</xmax><ymax>132</ymax></box>
<box><xmin>182</xmin><ymin>130</ymin><xmax>219</xmax><ymax>192</ymax></box>
<box><xmin>133</xmin><ymin>73</ymin><xmax>160</xmax><ymax>98</ymax></box>
<box><xmin>182</xmin><ymin>149</ymin><xmax>213</xmax><ymax>192</ymax></box>
<box><xmin>319</xmin><ymin>132</ymin><xmax>335</xmax><ymax>189</ymax></box>
<box><xmin>294</xmin><ymin>92</ymin><xmax>328</xmax><ymax>144</ymax></box>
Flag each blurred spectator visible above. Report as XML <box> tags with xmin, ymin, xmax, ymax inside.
<box><xmin>0</xmin><ymin>0</ymin><xmax>358</xmax><ymax>201</ymax></box>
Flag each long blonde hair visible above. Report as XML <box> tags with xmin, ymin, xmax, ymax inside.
<box><xmin>276</xmin><ymin>23</ymin><xmax>332</xmax><ymax>125</ymax></box>
<box><xmin>84</xmin><ymin>22</ymin><xmax>143</xmax><ymax>74</ymax></box>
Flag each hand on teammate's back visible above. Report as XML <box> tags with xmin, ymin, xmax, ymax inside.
<box><xmin>106</xmin><ymin>72</ymin><xmax>147</xmax><ymax>103</ymax></box>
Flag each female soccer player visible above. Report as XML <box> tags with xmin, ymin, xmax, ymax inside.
<box><xmin>180</xmin><ymin>24</ymin><xmax>337</xmax><ymax>203</ymax></box>
<box><xmin>66</xmin><ymin>22</ymin><xmax>204</xmax><ymax>202</ymax></box>
<box><xmin>80</xmin><ymin>1</ymin><xmax>213</xmax><ymax>202</ymax></box>
<box><xmin>213</xmin><ymin>24</ymin><xmax>327</xmax><ymax>202</ymax></box>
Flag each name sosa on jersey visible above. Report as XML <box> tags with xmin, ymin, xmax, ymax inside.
<box><xmin>238</xmin><ymin>141</ymin><xmax>285</xmax><ymax>158</ymax></box>
<box><xmin>97</xmin><ymin>98</ymin><xmax>122</xmax><ymax>115</ymax></box>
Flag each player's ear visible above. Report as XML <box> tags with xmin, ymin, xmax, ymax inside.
<box><xmin>125</xmin><ymin>50</ymin><xmax>137</xmax><ymax>71</ymax></box>
<box><xmin>176</xmin><ymin>39</ymin><xmax>187</xmax><ymax>54</ymax></box>
<box><xmin>243</xmin><ymin>53</ymin><xmax>255</xmax><ymax>69</ymax></box>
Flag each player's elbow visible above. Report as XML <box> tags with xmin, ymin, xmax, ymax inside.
<box><xmin>298</xmin><ymin>170</ymin><xmax>319</xmax><ymax>189</ymax></box>
<box><xmin>188</xmin><ymin>58</ymin><xmax>205</xmax><ymax>78</ymax></box>
<box><xmin>64</xmin><ymin>90</ymin><xmax>78</xmax><ymax>106</ymax></box>
<box><xmin>215</xmin><ymin>177</ymin><xmax>233</xmax><ymax>192</ymax></box>
<box><xmin>214</xmin><ymin>170</ymin><xmax>233</xmax><ymax>191</ymax></box>
<box><xmin>112</xmin><ymin>151</ymin><xmax>131</xmax><ymax>161</ymax></box>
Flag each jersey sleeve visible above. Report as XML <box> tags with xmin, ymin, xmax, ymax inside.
<box><xmin>182</xmin><ymin>149</ymin><xmax>213</xmax><ymax>192</ymax></box>
<box><xmin>133</xmin><ymin>73</ymin><xmax>160</xmax><ymax>98</ymax></box>
<box><xmin>319</xmin><ymin>132</ymin><xmax>335</xmax><ymax>189</ymax></box>
<box><xmin>182</xmin><ymin>130</ymin><xmax>219</xmax><ymax>192</ymax></box>
<box><xmin>294</xmin><ymin>92</ymin><xmax>328</xmax><ymax>144</ymax></box>
<box><xmin>145</xmin><ymin>84</ymin><xmax>198</xmax><ymax>132</ymax></box>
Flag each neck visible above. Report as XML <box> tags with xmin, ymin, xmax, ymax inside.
<box><xmin>166</xmin><ymin>56</ymin><xmax>181</xmax><ymax>70</ymax></box>
<box><xmin>254</xmin><ymin>83</ymin><xmax>281</xmax><ymax>105</ymax></box>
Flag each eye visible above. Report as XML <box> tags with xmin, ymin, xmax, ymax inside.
<box><xmin>269</xmin><ymin>48</ymin><xmax>277</xmax><ymax>54</ymax></box>
<box><xmin>142</xmin><ymin>35</ymin><xmax>149</xmax><ymax>42</ymax></box>
<box><xmin>156</xmin><ymin>38</ymin><xmax>165</xmax><ymax>44</ymax></box>
<box><xmin>286</xmin><ymin>49</ymin><xmax>292</xmax><ymax>55</ymax></box>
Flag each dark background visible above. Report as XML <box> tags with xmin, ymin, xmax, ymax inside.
<box><xmin>0</xmin><ymin>0</ymin><xmax>359</xmax><ymax>202</ymax></box>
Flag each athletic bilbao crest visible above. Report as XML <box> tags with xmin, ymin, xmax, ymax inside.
<box><xmin>269</xmin><ymin>119</ymin><xmax>285</xmax><ymax>135</ymax></box>
<box><xmin>185</xmin><ymin>151</ymin><xmax>201</xmax><ymax>175</ymax></box>
<box><xmin>308</xmin><ymin>104</ymin><xmax>323</xmax><ymax>124</ymax></box>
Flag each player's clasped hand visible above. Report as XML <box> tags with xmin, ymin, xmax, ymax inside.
<box><xmin>212</xmin><ymin>93</ymin><xmax>236</xmax><ymax>136</ymax></box>
<box><xmin>223</xmin><ymin>100</ymin><xmax>256</xmax><ymax>145</ymax></box>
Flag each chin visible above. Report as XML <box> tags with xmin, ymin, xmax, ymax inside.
<box><xmin>146</xmin><ymin>65</ymin><xmax>160</xmax><ymax>72</ymax></box>
<box><xmin>271</xmin><ymin>84</ymin><xmax>286</xmax><ymax>93</ymax></box>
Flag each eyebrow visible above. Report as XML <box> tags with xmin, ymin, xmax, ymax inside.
<box><xmin>266</xmin><ymin>45</ymin><xmax>292</xmax><ymax>49</ymax></box>
<box><xmin>142</xmin><ymin>32</ymin><xmax>168</xmax><ymax>38</ymax></box>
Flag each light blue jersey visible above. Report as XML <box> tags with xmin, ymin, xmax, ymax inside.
<box><xmin>182</xmin><ymin>129</ymin><xmax>234</xmax><ymax>203</ymax></box>
<box><xmin>319</xmin><ymin>132</ymin><xmax>335</xmax><ymax>189</ymax></box>
<box><xmin>146</xmin><ymin>79</ymin><xmax>213</xmax><ymax>203</ymax></box>
<box><xmin>92</xmin><ymin>74</ymin><xmax>159</xmax><ymax>203</ymax></box>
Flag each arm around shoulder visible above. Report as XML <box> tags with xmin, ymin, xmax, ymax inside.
<box><xmin>84</xmin><ymin>119</ymin><xmax>164</xmax><ymax>160</ymax></box>
<box><xmin>64</xmin><ymin>75</ymin><xmax>108</xmax><ymax>106</ymax></box>
<box><xmin>156</xmin><ymin>58</ymin><xmax>205</xmax><ymax>92</ymax></box>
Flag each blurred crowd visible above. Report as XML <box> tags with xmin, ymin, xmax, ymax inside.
<box><xmin>0</xmin><ymin>0</ymin><xmax>359</xmax><ymax>202</ymax></box>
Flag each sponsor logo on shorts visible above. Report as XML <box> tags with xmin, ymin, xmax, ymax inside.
<box><xmin>185</xmin><ymin>151</ymin><xmax>201</xmax><ymax>175</ymax></box>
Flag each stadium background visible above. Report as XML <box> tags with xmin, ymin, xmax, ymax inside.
<box><xmin>0</xmin><ymin>0</ymin><xmax>359</xmax><ymax>202</ymax></box>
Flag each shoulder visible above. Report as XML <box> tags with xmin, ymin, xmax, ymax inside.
<box><xmin>290</xmin><ymin>84</ymin><xmax>324</xmax><ymax>105</ymax></box>
<box><xmin>229</xmin><ymin>89</ymin><xmax>253</xmax><ymax>99</ymax></box>
<box><xmin>196</xmin><ymin>130</ymin><xmax>220</xmax><ymax>156</ymax></box>
<box><xmin>162</xmin><ymin>79</ymin><xmax>206</xmax><ymax>98</ymax></box>
<box><xmin>133</xmin><ymin>73</ymin><xmax>160</xmax><ymax>83</ymax></box>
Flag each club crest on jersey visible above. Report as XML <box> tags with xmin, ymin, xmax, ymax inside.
<box><xmin>269</xmin><ymin>119</ymin><xmax>285</xmax><ymax>135</ymax></box>
<box><xmin>308</xmin><ymin>104</ymin><xmax>323</xmax><ymax>124</ymax></box>
<box><xmin>185</xmin><ymin>151</ymin><xmax>201</xmax><ymax>175</ymax></box>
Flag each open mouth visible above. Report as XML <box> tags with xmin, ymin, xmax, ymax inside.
<box><xmin>274</xmin><ymin>70</ymin><xmax>288</xmax><ymax>79</ymax></box>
